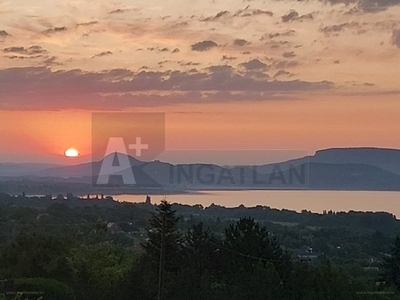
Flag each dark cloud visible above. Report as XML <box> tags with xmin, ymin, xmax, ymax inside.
<box><xmin>191</xmin><ymin>40</ymin><xmax>218</xmax><ymax>51</ymax></box>
<box><xmin>0</xmin><ymin>67</ymin><xmax>333</xmax><ymax>110</ymax></box>
<box><xmin>233</xmin><ymin>39</ymin><xmax>249</xmax><ymax>46</ymax></box>
<box><xmin>264</xmin><ymin>30</ymin><xmax>296</xmax><ymax>40</ymax></box>
<box><xmin>179</xmin><ymin>61</ymin><xmax>200</xmax><ymax>66</ymax></box>
<box><xmin>77</xmin><ymin>21</ymin><xmax>98</xmax><ymax>26</ymax></box>
<box><xmin>326</xmin><ymin>0</ymin><xmax>400</xmax><ymax>12</ymax></box>
<box><xmin>359</xmin><ymin>0</ymin><xmax>400</xmax><ymax>11</ymax></box>
<box><xmin>392</xmin><ymin>30</ymin><xmax>400</xmax><ymax>47</ymax></box>
<box><xmin>327</xmin><ymin>0</ymin><xmax>358</xmax><ymax>3</ymax></box>
<box><xmin>265</xmin><ymin>40</ymin><xmax>291</xmax><ymax>49</ymax></box>
<box><xmin>91</xmin><ymin>51</ymin><xmax>113</xmax><ymax>59</ymax></box>
<box><xmin>282</xmin><ymin>10</ymin><xmax>313</xmax><ymax>22</ymax></box>
<box><xmin>0</xmin><ymin>30</ymin><xmax>10</xmax><ymax>37</ymax></box>
<box><xmin>147</xmin><ymin>46</ymin><xmax>176</xmax><ymax>53</ymax></box>
<box><xmin>109</xmin><ymin>9</ymin><xmax>128</xmax><ymax>14</ymax></box>
<box><xmin>282</xmin><ymin>10</ymin><xmax>299</xmax><ymax>22</ymax></box>
<box><xmin>202</xmin><ymin>11</ymin><xmax>230</xmax><ymax>22</ymax></box>
<box><xmin>43</xmin><ymin>56</ymin><xmax>61</xmax><ymax>66</ymax></box>
<box><xmin>240</xmin><ymin>59</ymin><xmax>268</xmax><ymax>71</ymax></box>
<box><xmin>274</xmin><ymin>70</ymin><xmax>292</xmax><ymax>78</ymax></box>
<box><xmin>298</xmin><ymin>13</ymin><xmax>313</xmax><ymax>21</ymax></box>
<box><xmin>234</xmin><ymin>8</ymin><xmax>273</xmax><ymax>17</ymax></box>
<box><xmin>274</xmin><ymin>60</ymin><xmax>299</xmax><ymax>69</ymax></box>
<box><xmin>251</xmin><ymin>9</ymin><xmax>274</xmax><ymax>16</ymax></box>
<box><xmin>3</xmin><ymin>46</ymin><xmax>25</xmax><ymax>53</ymax></box>
<box><xmin>28</xmin><ymin>45</ymin><xmax>47</xmax><ymax>55</ymax></box>
<box><xmin>206</xmin><ymin>65</ymin><xmax>234</xmax><ymax>75</ymax></box>
<box><xmin>283</xmin><ymin>51</ymin><xmax>296</xmax><ymax>58</ymax></box>
<box><xmin>3</xmin><ymin>46</ymin><xmax>47</xmax><ymax>57</ymax></box>
<box><xmin>222</xmin><ymin>55</ymin><xmax>237</xmax><ymax>60</ymax></box>
<box><xmin>42</xmin><ymin>26</ymin><xmax>67</xmax><ymax>34</ymax></box>
<box><xmin>320</xmin><ymin>22</ymin><xmax>360</xmax><ymax>36</ymax></box>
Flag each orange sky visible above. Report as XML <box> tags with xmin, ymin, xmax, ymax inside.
<box><xmin>0</xmin><ymin>94</ymin><xmax>399</xmax><ymax>164</ymax></box>
<box><xmin>0</xmin><ymin>0</ymin><xmax>399</xmax><ymax>164</ymax></box>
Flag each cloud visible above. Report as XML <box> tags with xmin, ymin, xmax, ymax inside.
<box><xmin>240</xmin><ymin>59</ymin><xmax>268</xmax><ymax>71</ymax></box>
<box><xmin>264</xmin><ymin>30</ymin><xmax>296</xmax><ymax>40</ymax></box>
<box><xmin>202</xmin><ymin>11</ymin><xmax>230</xmax><ymax>22</ymax></box>
<box><xmin>274</xmin><ymin>70</ymin><xmax>292</xmax><ymax>78</ymax></box>
<box><xmin>42</xmin><ymin>26</ymin><xmax>67</xmax><ymax>34</ymax></box>
<box><xmin>283</xmin><ymin>52</ymin><xmax>296</xmax><ymax>58</ymax></box>
<box><xmin>179</xmin><ymin>61</ymin><xmax>200</xmax><ymax>66</ymax></box>
<box><xmin>282</xmin><ymin>10</ymin><xmax>299</xmax><ymax>22</ymax></box>
<box><xmin>392</xmin><ymin>30</ymin><xmax>400</xmax><ymax>47</ymax></box>
<box><xmin>0</xmin><ymin>67</ymin><xmax>333</xmax><ymax>110</ymax></box>
<box><xmin>326</xmin><ymin>0</ymin><xmax>400</xmax><ymax>12</ymax></box>
<box><xmin>3</xmin><ymin>47</ymin><xmax>25</xmax><ymax>53</ymax></box>
<box><xmin>359</xmin><ymin>0</ymin><xmax>400</xmax><ymax>11</ymax></box>
<box><xmin>222</xmin><ymin>55</ymin><xmax>237</xmax><ymax>60</ymax></box>
<box><xmin>146</xmin><ymin>46</ymin><xmax>175</xmax><ymax>53</ymax></box>
<box><xmin>282</xmin><ymin>10</ymin><xmax>313</xmax><ymax>22</ymax></box>
<box><xmin>234</xmin><ymin>7</ymin><xmax>273</xmax><ymax>17</ymax></box>
<box><xmin>191</xmin><ymin>40</ymin><xmax>218</xmax><ymax>51</ymax></box>
<box><xmin>250</xmin><ymin>9</ymin><xmax>274</xmax><ymax>16</ymax></box>
<box><xmin>43</xmin><ymin>56</ymin><xmax>61</xmax><ymax>66</ymax></box>
<box><xmin>109</xmin><ymin>9</ymin><xmax>128</xmax><ymax>14</ymax></box>
<box><xmin>0</xmin><ymin>30</ymin><xmax>10</xmax><ymax>37</ymax></box>
<box><xmin>91</xmin><ymin>51</ymin><xmax>113</xmax><ymax>59</ymax></box>
<box><xmin>298</xmin><ymin>13</ymin><xmax>313</xmax><ymax>21</ymax></box>
<box><xmin>320</xmin><ymin>22</ymin><xmax>360</xmax><ymax>36</ymax></box>
<box><xmin>3</xmin><ymin>46</ymin><xmax>47</xmax><ymax>58</ymax></box>
<box><xmin>274</xmin><ymin>60</ymin><xmax>299</xmax><ymax>69</ymax></box>
<box><xmin>77</xmin><ymin>21</ymin><xmax>98</xmax><ymax>26</ymax></box>
<box><xmin>233</xmin><ymin>39</ymin><xmax>249</xmax><ymax>46</ymax></box>
<box><xmin>265</xmin><ymin>40</ymin><xmax>291</xmax><ymax>49</ymax></box>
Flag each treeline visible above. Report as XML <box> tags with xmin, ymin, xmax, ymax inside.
<box><xmin>0</xmin><ymin>198</ymin><xmax>400</xmax><ymax>299</ymax></box>
<box><xmin>118</xmin><ymin>201</ymin><xmax>400</xmax><ymax>300</ymax></box>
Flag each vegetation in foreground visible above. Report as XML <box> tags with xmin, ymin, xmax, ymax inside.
<box><xmin>0</xmin><ymin>193</ymin><xmax>399</xmax><ymax>299</ymax></box>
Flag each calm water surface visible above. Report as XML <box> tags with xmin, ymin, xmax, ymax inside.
<box><xmin>114</xmin><ymin>190</ymin><xmax>400</xmax><ymax>217</ymax></box>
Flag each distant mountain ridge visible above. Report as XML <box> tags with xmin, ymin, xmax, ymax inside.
<box><xmin>1</xmin><ymin>148</ymin><xmax>400</xmax><ymax>191</ymax></box>
<box><xmin>311</xmin><ymin>148</ymin><xmax>400</xmax><ymax>175</ymax></box>
<box><xmin>0</xmin><ymin>163</ymin><xmax>62</xmax><ymax>177</ymax></box>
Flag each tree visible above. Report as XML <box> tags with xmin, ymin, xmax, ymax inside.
<box><xmin>142</xmin><ymin>200</ymin><xmax>182</xmax><ymax>269</ymax></box>
<box><xmin>141</xmin><ymin>200</ymin><xmax>182</xmax><ymax>299</ymax></box>
<box><xmin>223</xmin><ymin>217</ymin><xmax>291</xmax><ymax>278</ymax></box>
<box><xmin>174</xmin><ymin>223</ymin><xmax>220</xmax><ymax>300</ymax></box>
<box><xmin>381</xmin><ymin>236</ymin><xmax>400</xmax><ymax>291</ymax></box>
<box><xmin>220</xmin><ymin>217</ymin><xmax>291</xmax><ymax>300</ymax></box>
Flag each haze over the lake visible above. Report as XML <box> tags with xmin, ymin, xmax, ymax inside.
<box><xmin>0</xmin><ymin>0</ymin><xmax>399</xmax><ymax>164</ymax></box>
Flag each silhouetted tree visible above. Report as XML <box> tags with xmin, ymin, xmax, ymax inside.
<box><xmin>381</xmin><ymin>236</ymin><xmax>400</xmax><ymax>291</ymax></box>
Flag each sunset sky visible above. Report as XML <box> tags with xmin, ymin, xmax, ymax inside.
<box><xmin>0</xmin><ymin>0</ymin><xmax>399</xmax><ymax>164</ymax></box>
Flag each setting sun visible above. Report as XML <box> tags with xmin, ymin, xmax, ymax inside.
<box><xmin>64</xmin><ymin>147</ymin><xmax>79</xmax><ymax>158</ymax></box>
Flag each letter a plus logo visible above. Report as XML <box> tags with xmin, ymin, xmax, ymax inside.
<box><xmin>96</xmin><ymin>138</ymin><xmax>136</xmax><ymax>185</ymax></box>
<box><xmin>92</xmin><ymin>113</ymin><xmax>165</xmax><ymax>187</ymax></box>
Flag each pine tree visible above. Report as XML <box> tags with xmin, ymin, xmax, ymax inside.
<box><xmin>142</xmin><ymin>200</ymin><xmax>182</xmax><ymax>269</ymax></box>
<box><xmin>141</xmin><ymin>200</ymin><xmax>182</xmax><ymax>300</ymax></box>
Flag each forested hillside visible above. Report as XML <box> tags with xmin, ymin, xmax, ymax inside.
<box><xmin>0</xmin><ymin>194</ymin><xmax>399</xmax><ymax>299</ymax></box>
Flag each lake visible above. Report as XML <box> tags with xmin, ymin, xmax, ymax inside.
<box><xmin>113</xmin><ymin>190</ymin><xmax>400</xmax><ymax>217</ymax></box>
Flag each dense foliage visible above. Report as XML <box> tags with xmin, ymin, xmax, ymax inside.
<box><xmin>0</xmin><ymin>194</ymin><xmax>399</xmax><ymax>299</ymax></box>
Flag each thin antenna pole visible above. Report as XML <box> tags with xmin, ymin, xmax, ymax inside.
<box><xmin>157</xmin><ymin>211</ymin><xmax>166</xmax><ymax>300</ymax></box>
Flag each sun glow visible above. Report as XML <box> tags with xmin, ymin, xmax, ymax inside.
<box><xmin>64</xmin><ymin>147</ymin><xmax>79</xmax><ymax>158</ymax></box>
